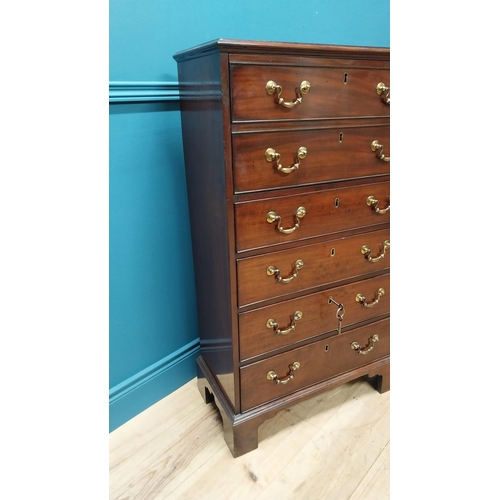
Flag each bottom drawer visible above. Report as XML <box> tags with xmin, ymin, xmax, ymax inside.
<box><xmin>240</xmin><ymin>317</ymin><xmax>389</xmax><ymax>412</ymax></box>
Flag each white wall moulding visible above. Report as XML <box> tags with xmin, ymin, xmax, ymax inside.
<box><xmin>109</xmin><ymin>81</ymin><xmax>180</xmax><ymax>103</ymax></box>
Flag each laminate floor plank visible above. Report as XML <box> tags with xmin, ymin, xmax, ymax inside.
<box><xmin>110</xmin><ymin>379</ymin><xmax>204</xmax><ymax>471</ymax></box>
<box><xmin>109</xmin><ymin>377</ymin><xmax>390</xmax><ymax>500</ymax></box>
<box><xmin>252</xmin><ymin>382</ymin><xmax>390</xmax><ymax>500</ymax></box>
<box><xmin>312</xmin><ymin>384</ymin><xmax>390</xmax><ymax>500</ymax></box>
<box><xmin>165</xmin><ymin>406</ymin><xmax>323</xmax><ymax>499</ymax></box>
<box><xmin>349</xmin><ymin>441</ymin><xmax>390</xmax><ymax>500</ymax></box>
<box><xmin>110</xmin><ymin>403</ymin><xmax>224</xmax><ymax>498</ymax></box>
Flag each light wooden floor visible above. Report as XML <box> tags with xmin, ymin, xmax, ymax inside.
<box><xmin>110</xmin><ymin>376</ymin><xmax>390</xmax><ymax>499</ymax></box>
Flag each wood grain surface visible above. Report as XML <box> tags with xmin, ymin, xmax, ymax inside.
<box><xmin>230</xmin><ymin>64</ymin><xmax>390</xmax><ymax>121</ymax></box>
<box><xmin>109</xmin><ymin>377</ymin><xmax>390</xmax><ymax>500</ymax></box>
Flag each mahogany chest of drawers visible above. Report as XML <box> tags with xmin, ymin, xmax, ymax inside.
<box><xmin>174</xmin><ymin>39</ymin><xmax>390</xmax><ymax>457</ymax></box>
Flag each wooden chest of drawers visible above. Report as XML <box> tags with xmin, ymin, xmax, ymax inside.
<box><xmin>174</xmin><ymin>39</ymin><xmax>390</xmax><ymax>457</ymax></box>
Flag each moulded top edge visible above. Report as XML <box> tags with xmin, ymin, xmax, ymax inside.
<box><xmin>173</xmin><ymin>38</ymin><xmax>390</xmax><ymax>63</ymax></box>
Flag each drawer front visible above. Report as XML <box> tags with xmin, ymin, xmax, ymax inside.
<box><xmin>239</xmin><ymin>273</ymin><xmax>389</xmax><ymax>361</ymax></box>
<box><xmin>235</xmin><ymin>181</ymin><xmax>390</xmax><ymax>251</ymax></box>
<box><xmin>237</xmin><ymin>229</ymin><xmax>390</xmax><ymax>307</ymax></box>
<box><xmin>240</xmin><ymin>317</ymin><xmax>389</xmax><ymax>412</ymax></box>
<box><xmin>233</xmin><ymin>125</ymin><xmax>390</xmax><ymax>193</ymax></box>
<box><xmin>230</xmin><ymin>65</ymin><xmax>390</xmax><ymax>122</ymax></box>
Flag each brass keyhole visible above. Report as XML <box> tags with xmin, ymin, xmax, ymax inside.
<box><xmin>335</xmin><ymin>198</ymin><xmax>340</xmax><ymax>208</ymax></box>
<box><xmin>343</xmin><ymin>73</ymin><xmax>348</xmax><ymax>84</ymax></box>
<box><xmin>339</xmin><ymin>132</ymin><xmax>343</xmax><ymax>143</ymax></box>
<box><xmin>330</xmin><ymin>248</ymin><xmax>336</xmax><ymax>257</ymax></box>
<box><xmin>325</xmin><ymin>344</ymin><xmax>329</xmax><ymax>352</ymax></box>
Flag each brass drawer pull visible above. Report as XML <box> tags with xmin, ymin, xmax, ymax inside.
<box><xmin>265</xmin><ymin>146</ymin><xmax>307</xmax><ymax>174</ymax></box>
<box><xmin>361</xmin><ymin>240</ymin><xmax>390</xmax><ymax>263</ymax></box>
<box><xmin>356</xmin><ymin>288</ymin><xmax>385</xmax><ymax>308</ymax></box>
<box><xmin>267</xmin><ymin>206</ymin><xmax>306</xmax><ymax>234</ymax></box>
<box><xmin>266</xmin><ymin>80</ymin><xmax>311</xmax><ymax>108</ymax></box>
<box><xmin>267</xmin><ymin>311</ymin><xmax>303</xmax><ymax>335</ymax></box>
<box><xmin>267</xmin><ymin>259</ymin><xmax>304</xmax><ymax>283</ymax></box>
<box><xmin>376</xmin><ymin>82</ymin><xmax>390</xmax><ymax>104</ymax></box>
<box><xmin>371</xmin><ymin>140</ymin><xmax>390</xmax><ymax>162</ymax></box>
<box><xmin>351</xmin><ymin>334</ymin><xmax>379</xmax><ymax>355</ymax></box>
<box><xmin>367</xmin><ymin>195</ymin><xmax>390</xmax><ymax>214</ymax></box>
<box><xmin>267</xmin><ymin>362</ymin><xmax>300</xmax><ymax>384</ymax></box>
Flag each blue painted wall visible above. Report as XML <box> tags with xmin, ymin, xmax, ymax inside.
<box><xmin>109</xmin><ymin>0</ymin><xmax>390</xmax><ymax>431</ymax></box>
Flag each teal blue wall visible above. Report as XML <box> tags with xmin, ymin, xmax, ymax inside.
<box><xmin>109</xmin><ymin>0</ymin><xmax>390</xmax><ymax>431</ymax></box>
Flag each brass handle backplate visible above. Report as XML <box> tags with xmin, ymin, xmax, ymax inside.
<box><xmin>367</xmin><ymin>195</ymin><xmax>390</xmax><ymax>214</ymax></box>
<box><xmin>351</xmin><ymin>334</ymin><xmax>379</xmax><ymax>355</ymax></box>
<box><xmin>267</xmin><ymin>259</ymin><xmax>304</xmax><ymax>283</ymax></box>
<box><xmin>266</xmin><ymin>80</ymin><xmax>311</xmax><ymax>108</ymax></box>
<box><xmin>371</xmin><ymin>140</ymin><xmax>390</xmax><ymax>162</ymax></box>
<box><xmin>376</xmin><ymin>82</ymin><xmax>390</xmax><ymax>104</ymax></box>
<box><xmin>267</xmin><ymin>311</ymin><xmax>303</xmax><ymax>335</ymax></box>
<box><xmin>267</xmin><ymin>362</ymin><xmax>301</xmax><ymax>384</ymax></box>
<box><xmin>267</xmin><ymin>206</ymin><xmax>306</xmax><ymax>234</ymax></box>
<box><xmin>356</xmin><ymin>288</ymin><xmax>385</xmax><ymax>308</ymax></box>
<box><xmin>361</xmin><ymin>240</ymin><xmax>390</xmax><ymax>263</ymax></box>
<box><xmin>265</xmin><ymin>146</ymin><xmax>307</xmax><ymax>174</ymax></box>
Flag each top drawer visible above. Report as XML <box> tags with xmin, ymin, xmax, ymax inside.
<box><xmin>230</xmin><ymin>64</ymin><xmax>390</xmax><ymax>122</ymax></box>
